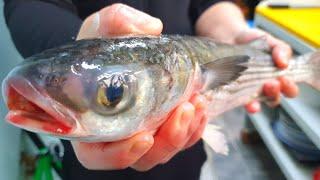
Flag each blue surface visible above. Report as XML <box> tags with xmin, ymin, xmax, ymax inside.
<box><xmin>249</xmin><ymin>111</ymin><xmax>314</xmax><ymax>180</ymax></box>
<box><xmin>273</xmin><ymin>120</ymin><xmax>320</xmax><ymax>162</ymax></box>
<box><xmin>247</xmin><ymin>20</ymin><xmax>254</xmax><ymax>28</ymax></box>
<box><xmin>0</xmin><ymin>1</ymin><xmax>23</xmax><ymax>180</ymax></box>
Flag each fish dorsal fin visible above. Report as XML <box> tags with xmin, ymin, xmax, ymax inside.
<box><xmin>201</xmin><ymin>55</ymin><xmax>249</xmax><ymax>90</ymax></box>
<box><xmin>201</xmin><ymin>123</ymin><xmax>229</xmax><ymax>155</ymax></box>
<box><xmin>247</xmin><ymin>36</ymin><xmax>270</xmax><ymax>52</ymax></box>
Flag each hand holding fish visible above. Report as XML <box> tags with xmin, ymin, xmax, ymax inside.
<box><xmin>235</xmin><ymin>28</ymin><xmax>299</xmax><ymax>112</ymax></box>
<box><xmin>6</xmin><ymin>3</ymin><xmax>320</xmax><ymax>172</ymax></box>
<box><xmin>195</xmin><ymin>1</ymin><xmax>299</xmax><ymax>113</ymax></box>
<box><xmin>73</xmin><ymin>3</ymin><xmax>299</xmax><ymax>170</ymax></box>
<box><xmin>75</xmin><ymin>4</ymin><xmax>208</xmax><ymax>171</ymax></box>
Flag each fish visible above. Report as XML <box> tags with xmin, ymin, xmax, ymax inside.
<box><xmin>2</xmin><ymin>35</ymin><xmax>320</xmax><ymax>154</ymax></box>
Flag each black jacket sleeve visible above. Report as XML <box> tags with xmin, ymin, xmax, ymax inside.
<box><xmin>189</xmin><ymin>0</ymin><xmax>233</xmax><ymax>26</ymax></box>
<box><xmin>4</xmin><ymin>0</ymin><xmax>82</xmax><ymax>58</ymax></box>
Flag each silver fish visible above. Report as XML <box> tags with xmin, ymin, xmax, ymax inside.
<box><xmin>2</xmin><ymin>35</ymin><xmax>320</xmax><ymax>145</ymax></box>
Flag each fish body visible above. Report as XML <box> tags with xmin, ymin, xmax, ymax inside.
<box><xmin>3</xmin><ymin>35</ymin><xmax>320</xmax><ymax>143</ymax></box>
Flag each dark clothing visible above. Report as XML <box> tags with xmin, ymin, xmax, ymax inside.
<box><xmin>4</xmin><ymin>0</ymin><xmax>228</xmax><ymax>58</ymax></box>
<box><xmin>4</xmin><ymin>0</ymin><xmax>228</xmax><ymax>179</ymax></box>
<box><xmin>62</xmin><ymin>140</ymin><xmax>206</xmax><ymax>180</ymax></box>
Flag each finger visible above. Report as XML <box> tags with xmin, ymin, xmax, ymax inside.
<box><xmin>99</xmin><ymin>3</ymin><xmax>163</xmax><ymax>37</ymax></box>
<box><xmin>255</xmin><ymin>33</ymin><xmax>291</xmax><ymax>69</ymax></box>
<box><xmin>77</xmin><ymin>3</ymin><xmax>163</xmax><ymax>40</ymax></box>
<box><xmin>161</xmin><ymin>95</ymin><xmax>208</xmax><ymax>164</ymax></box>
<box><xmin>246</xmin><ymin>81</ymin><xmax>281</xmax><ymax>110</ymax></box>
<box><xmin>271</xmin><ymin>40</ymin><xmax>292</xmax><ymax>69</ymax></box>
<box><xmin>71</xmin><ymin>132</ymin><xmax>154</xmax><ymax>170</ymax></box>
<box><xmin>245</xmin><ymin>100</ymin><xmax>261</xmax><ymax>114</ymax></box>
<box><xmin>162</xmin><ymin>116</ymin><xmax>207</xmax><ymax>164</ymax></box>
<box><xmin>181</xmin><ymin>95</ymin><xmax>207</xmax><ymax>149</ymax></box>
<box><xmin>161</xmin><ymin>95</ymin><xmax>207</xmax><ymax>162</ymax></box>
<box><xmin>235</xmin><ymin>29</ymin><xmax>292</xmax><ymax>70</ymax></box>
<box><xmin>77</xmin><ymin>12</ymin><xmax>102</xmax><ymax>40</ymax></box>
<box><xmin>262</xmin><ymin>80</ymin><xmax>281</xmax><ymax>107</ymax></box>
<box><xmin>131</xmin><ymin>102</ymin><xmax>195</xmax><ymax>171</ymax></box>
<box><xmin>278</xmin><ymin>76</ymin><xmax>299</xmax><ymax>98</ymax></box>
<box><xmin>235</xmin><ymin>29</ymin><xmax>266</xmax><ymax>44</ymax></box>
<box><xmin>187</xmin><ymin>94</ymin><xmax>207</xmax><ymax>134</ymax></box>
<box><xmin>184</xmin><ymin>116</ymin><xmax>208</xmax><ymax>149</ymax></box>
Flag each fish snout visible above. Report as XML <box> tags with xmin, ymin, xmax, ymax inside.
<box><xmin>3</xmin><ymin>75</ymin><xmax>77</xmax><ymax>136</ymax></box>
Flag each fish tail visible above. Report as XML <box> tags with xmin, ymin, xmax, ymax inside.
<box><xmin>200</xmin><ymin>50</ymin><xmax>320</xmax><ymax>118</ymax></box>
<box><xmin>236</xmin><ymin>50</ymin><xmax>320</xmax><ymax>90</ymax></box>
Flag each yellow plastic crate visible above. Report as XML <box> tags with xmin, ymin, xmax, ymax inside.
<box><xmin>256</xmin><ymin>7</ymin><xmax>320</xmax><ymax>47</ymax></box>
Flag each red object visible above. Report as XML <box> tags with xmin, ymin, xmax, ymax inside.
<box><xmin>245</xmin><ymin>100</ymin><xmax>261</xmax><ymax>114</ymax></box>
<box><xmin>6</xmin><ymin>85</ymin><xmax>72</xmax><ymax>135</ymax></box>
<box><xmin>313</xmin><ymin>168</ymin><xmax>320</xmax><ymax>180</ymax></box>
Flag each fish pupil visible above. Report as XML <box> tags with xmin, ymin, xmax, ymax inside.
<box><xmin>106</xmin><ymin>85</ymin><xmax>124</xmax><ymax>106</ymax></box>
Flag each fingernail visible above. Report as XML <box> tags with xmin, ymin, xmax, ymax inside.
<box><xmin>120</xmin><ymin>5</ymin><xmax>162</xmax><ymax>31</ymax></box>
<box><xmin>77</xmin><ymin>12</ymin><xmax>101</xmax><ymax>40</ymax></box>
<box><xmin>179</xmin><ymin>103</ymin><xmax>195</xmax><ymax>128</ymax></box>
<box><xmin>91</xmin><ymin>13</ymin><xmax>100</xmax><ymax>32</ymax></box>
<box><xmin>130</xmin><ymin>134</ymin><xmax>153</xmax><ymax>154</ymax></box>
<box><xmin>195</xmin><ymin>95</ymin><xmax>207</xmax><ymax>109</ymax></box>
<box><xmin>245</xmin><ymin>101</ymin><xmax>261</xmax><ymax>114</ymax></box>
<box><xmin>278</xmin><ymin>51</ymin><xmax>288</xmax><ymax>66</ymax></box>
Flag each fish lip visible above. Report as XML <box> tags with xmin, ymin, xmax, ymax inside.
<box><xmin>4</xmin><ymin>76</ymin><xmax>77</xmax><ymax>134</ymax></box>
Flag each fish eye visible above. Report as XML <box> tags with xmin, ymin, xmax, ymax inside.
<box><xmin>97</xmin><ymin>83</ymin><xmax>124</xmax><ymax>107</ymax></box>
<box><xmin>93</xmin><ymin>73</ymin><xmax>136</xmax><ymax>115</ymax></box>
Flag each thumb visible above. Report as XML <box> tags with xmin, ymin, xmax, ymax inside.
<box><xmin>72</xmin><ymin>132</ymin><xmax>154</xmax><ymax>170</ymax></box>
<box><xmin>77</xmin><ymin>3</ymin><xmax>163</xmax><ymax>40</ymax></box>
<box><xmin>234</xmin><ymin>29</ymin><xmax>267</xmax><ymax>44</ymax></box>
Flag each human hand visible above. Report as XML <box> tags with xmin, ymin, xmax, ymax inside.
<box><xmin>235</xmin><ymin>28</ymin><xmax>299</xmax><ymax>113</ymax></box>
<box><xmin>74</xmin><ymin>3</ymin><xmax>208</xmax><ymax>171</ymax></box>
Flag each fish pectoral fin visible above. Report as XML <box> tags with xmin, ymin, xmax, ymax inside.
<box><xmin>201</xmin><ymin>55</ymin><xmax>249</xmax><ymax>90</ymax></box>
<box><xmin>247</xmin><ymin>36</ymin><xmax>271</xmax><ymax>52</ymax></box>
<box><xmin>201</xmin><ymin>123</ymin><xmax>229</xmax><ymax>155</ymax></box>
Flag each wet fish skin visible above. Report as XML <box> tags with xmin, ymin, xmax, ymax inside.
<box><xmin>2</xmin><ymin>35</ymin><xmax>320</xmax><ymax>142</ymax></box>
<box><xmin>3</xmin><ymin>36</ymin><xmax>197</xmax><ymax>141</ymax></box>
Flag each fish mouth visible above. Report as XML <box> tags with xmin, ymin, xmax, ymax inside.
<box><xmin>3</xmin><ymin>76</ymin><xmax>76</xmax><ymax>135</ymax></box>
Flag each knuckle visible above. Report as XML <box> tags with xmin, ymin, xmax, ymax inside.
<box><xmin>157</xmin><ymin>135</ymin><xmax>182</xmax><ymax>153</ymax></box>
<box><xmin>188</xmin><ymin>124</ymin><xmax>198</xmax><ymax>135</ymax></box>
<box><xmin>111</xmin><ymin>152</ymin><xmax>133</xmax><ymax>169</ymax></box>
<box><xmin>188</xmin><ymin>117</ymin><xmax>201</xmax><ymax>134</ymax></box>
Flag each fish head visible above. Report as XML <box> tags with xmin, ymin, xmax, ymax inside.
<box><xmin>3</xmin><ymin>39</ymin><xmax>186</xmax><ymax>142</ymax></box>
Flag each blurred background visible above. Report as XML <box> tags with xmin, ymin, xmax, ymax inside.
<box><xmin>0</xmin><ymin>1</ymin><xmax>22</xmax><ymax>179</ymax></box>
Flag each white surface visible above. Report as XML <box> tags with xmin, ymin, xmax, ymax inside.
<box><xmin>249</xmin><ymin>112</ymin><xmax>314</xmax><ymax>180</ymax></box>
<box><xmin>260</xmin><ymin>0</ymin><xmax>320</xmax><ymax>7</ymax></box>
<box><xmin>0</xmin><ymin>2</ymin><xmax>23</xmax><ymax>180</ymax></box>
